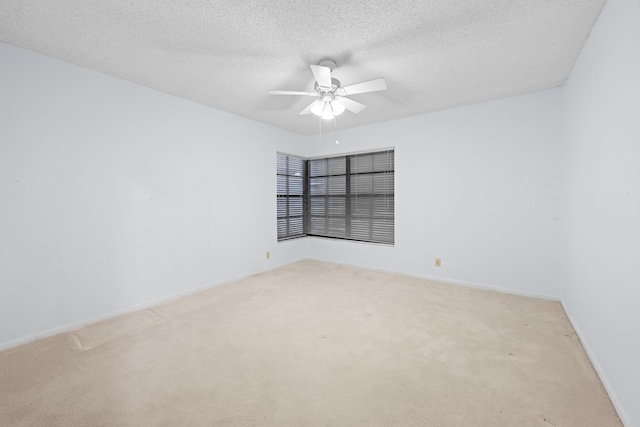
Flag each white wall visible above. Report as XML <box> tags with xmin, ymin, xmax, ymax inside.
<box><xmin>0</xmin><ymin>41</ymin><xmax>565</xmax><ymax>348</ymax></box>
<box><xmin>304</xmin><ymin>89</ymin><xmax>564</xmax><ymax>300</ymax></box>
<box><xmin>0</xmin><ymin>42</ymin><xmax>308</xmax><ymax>347</ymax></box>
<box><xmin>562</xmin><ymin>0</ymin><xmax>640</xmax><ymax>425</ymax></box>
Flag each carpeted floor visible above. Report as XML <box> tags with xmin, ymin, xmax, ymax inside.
<box><xmin>0</xmin><ymin>260</ymin><xmax>622</xmax><ymax>426</ymax></box>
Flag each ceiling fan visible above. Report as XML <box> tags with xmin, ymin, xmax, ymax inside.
<box><xmin>268</xmin><ymin>59</ymin><xmax>387</xmax><ymax>120</ymax></box>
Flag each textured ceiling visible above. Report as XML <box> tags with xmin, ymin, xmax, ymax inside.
<box><xmin>0</xmin><ymin>0</ymin><xmax>606</xmax><ymax>135</ymax></box>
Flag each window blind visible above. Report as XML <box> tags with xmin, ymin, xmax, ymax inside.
<box><xmin>277</xmin><ymin>153</ymin><xmax>305</xmax><ymax>240</ymax></box>
<box><xmin>308</xmin><ymin>150</ymin><xmax>394</xmax><ymax>244</ymax></box>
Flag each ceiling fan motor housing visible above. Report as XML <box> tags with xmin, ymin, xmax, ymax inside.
<box><xmin>315</xmin><ymin>78</ymin><xmax>341</xmax><ymax>94</ymax></box>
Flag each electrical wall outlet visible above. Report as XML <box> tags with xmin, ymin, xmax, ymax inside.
<box><xmin>435</xmin><ymin>258</ymin><xmax>442</xmax><ymax>267</ymax></box>
<box><xmin>266</xmin><ymin>251</ymin><xmax>270</xmax><ymax>260</ymax></box>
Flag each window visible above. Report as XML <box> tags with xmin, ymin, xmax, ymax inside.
<box><xmin>308</xmin><ymin>156</ymin><xmax>347</xmax><ymax>239</ymax></box>
<box><xmin>277</xmin><ymin>149</ymin><xmax>394</xmax><ymax>245</ymax></box>
<box><xmin>277</xmin><ymin>154</ymin><xmax>305</xmax><ymax>240</ymax></box>
<box><xmin>309</xmin><ymin>150</ymin><xmax>394</xmax><ymax>244</ymax></box>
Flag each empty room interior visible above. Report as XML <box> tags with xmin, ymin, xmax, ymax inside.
<box><xmin>1</xmin><ymin>0</ymin><xmax>638</xmax><ymax>426</ymax></box>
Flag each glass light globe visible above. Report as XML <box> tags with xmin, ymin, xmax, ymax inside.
<box><xmin>310</xmin><ymin>100</ymin><xmax>324</xmax><ymax>117</ymax></box>
<box><xmin>321</xmin><ymin>102</ymin><xmax>334</xmax><ymax>120</ymax></box>
<box><xmin>331</xmin><ymin>100</ymin><xmax>346</xmax><ymax>116</ymax></box>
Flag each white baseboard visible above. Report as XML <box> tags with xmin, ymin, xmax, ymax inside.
<box><xmin>307</xmin><ymin>257</ymin><xmax>561</xmax><ymax>301</ymax></box>
<box><xmin>0</xmin><ymin>259</ymin><xmax>558</xmax><ymax>349</ymax></box>
<box><xmin>0</xmin><ymin>259</ymin><xmax>305</xmax><ymax>352</ymax></box>
<box><xmin>561</xmin><ymin>303</ymin><xmax>630</xmax><ymax>427</ymax></box>
<box><xmin>0</xmin><ymin>279</ymin><xmax>229</xmax><ymax>352</ymax></box>
<box><xmin>408</xmin><ymin>271</ymin><xmax>560</xmax><ymax>302</ymax></box>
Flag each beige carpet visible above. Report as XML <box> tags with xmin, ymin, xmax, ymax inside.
<box><xmin>0</xmin><ymin>260</ymin><xmax>621</xmax><ymax>426</ymax></box>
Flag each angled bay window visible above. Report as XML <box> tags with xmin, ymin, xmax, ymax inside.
<box><xmin>277</xmin><ymin>149</ymin><xmax>394</xmax><ymax>245</ymax></box>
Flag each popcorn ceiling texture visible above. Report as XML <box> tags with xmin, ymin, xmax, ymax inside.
<box><xmin>0</xmin><ymin>0</ymin><xmax>606</xmax><ymax>135</ymax></box>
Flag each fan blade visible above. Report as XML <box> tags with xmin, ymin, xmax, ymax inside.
<box><xmin>310</xmin><ymin>64</ymin><xmax>332</xmax><ymax>88</ymax></box>
<box><xmin>299</xmin><ymin>100</ymin><xmax>320</xmax><ymax>115</ymax></box>
<box><xmin>335</xmin><ymin>96</ymin><xmax>367</xmax><ymax>114</ymax></box>
<box><xmin>268</xmin><ymin>90</ymin><xmax>315</xmax><ymax>96</ymax></box>
<box><xmin>341</xmin><ymin>78</ymin><xmax>387</xmax><ymax>95</ymax></box>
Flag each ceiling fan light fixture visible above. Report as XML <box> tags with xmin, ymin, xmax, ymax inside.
<box><xmin>310</xmin><ymin>98</ymin><xmax>344</xmax><ymax>120</ymax></box>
